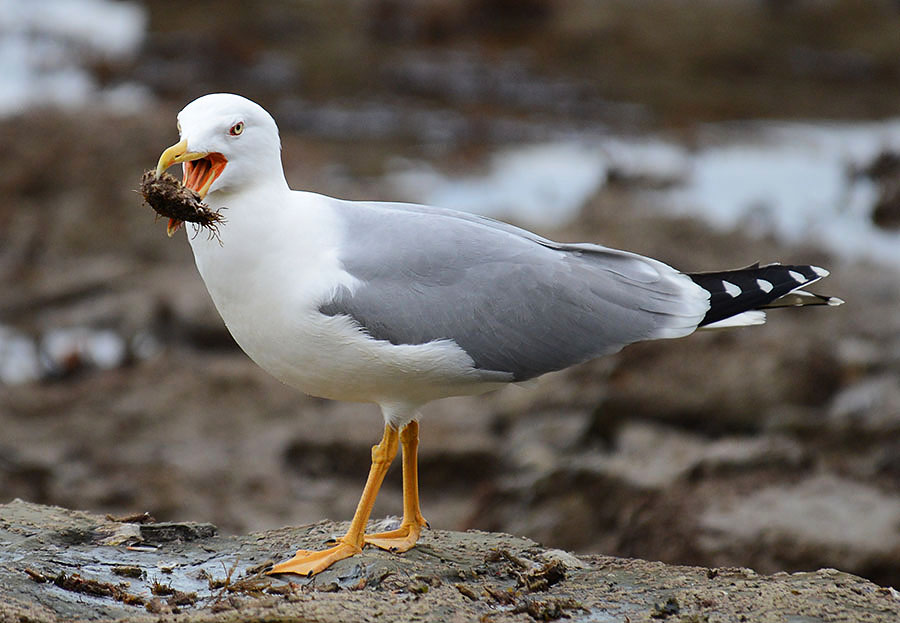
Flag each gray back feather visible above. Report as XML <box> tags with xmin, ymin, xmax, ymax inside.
<box><xmin>319</xmin><ymin>200</ymin><xmax>708</xmax><ymax>381</ymax></box>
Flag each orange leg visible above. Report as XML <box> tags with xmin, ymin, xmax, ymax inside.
<box><xmin>365</xmin><ymin>420</ymin><xmax>428</xmax><ymax>552</ymax></box>
<box><xmin>268</xmin><ymin>425</ymin><xmax>399</xmax><ymax>576</ymax></box>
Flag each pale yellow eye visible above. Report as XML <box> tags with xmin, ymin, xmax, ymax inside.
<box><xmin>229</xmin><ymin>122</ymin><xmax>244</xmax><ymax>136</ymax></box>
<box><xmin>177</xmin><ymin>121</ymin><xmax>182</xmax><ymax>133</ymax></box>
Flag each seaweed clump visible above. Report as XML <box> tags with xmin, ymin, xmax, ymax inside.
<box><xmin>139</xmin><ymin>170</ymin><xmax>225</xmax><ymax>238</ymax></box>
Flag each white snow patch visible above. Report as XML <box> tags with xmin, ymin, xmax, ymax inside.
<box><xmin>42</xmin><ymin>327</ymin><xmax>127</xmax><ymax>372</ymax></box>
<box><xmin>0</xmin><ymin>326</ymin><xmax>41</xmax><ymax>385</ymax></box>
<box><xmin>388</xmin><ymin>137</ymin><xmax>692</xmax><ymax>229</ymax></box>
<box><xmin>389</xmin><ymin>119</ymin><xmax>900</xmax><ymax>267</ymax></box>
<box><xmin>388</xmin><ymin>141</ymin><xmax>609</xmax><ymax>228</ymax></box>
<box><xmin>599</xmin><ymin>137</ymin><xmax>690</xmax><ymax>185</ymax></box>
<box><xmin>0</xmin><ymin>0</ymin><xmax>148</xmax><ymax>117</ymax></box>
<box><xmin>665</xmin><ymin>120</ymin><xmax>900</xmax><ymax>266</ymax></box>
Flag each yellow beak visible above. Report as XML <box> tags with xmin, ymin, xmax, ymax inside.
<box><xmin>155</xmin><ymin>138</ymin><xmax>209</xmax><ymax>177</ymax></box>
<box><xmin>155</xmin><ymin>137</ymin><xmax>218</xmax><ymax>238</ymax></box>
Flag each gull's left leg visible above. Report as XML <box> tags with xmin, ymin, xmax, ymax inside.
<box><xmin>268</xmin><ymin>425</ymin><xmax>399</xmax><ymax>576</ymax></box>
<box><xmin>365</xmin><ymin>420</ymin><xmax>428</xmax><ymax>552</ymax></box>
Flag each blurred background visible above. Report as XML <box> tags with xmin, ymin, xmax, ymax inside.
<box><xmin>1</xmin><ymin>0</ymin><xmax>900</xmax><ymax>588</ymax></box>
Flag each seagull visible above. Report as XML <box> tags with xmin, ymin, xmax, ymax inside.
<box><xmin>154</xmin><ymin>93</ymin><xmax>842</xmax><ymax>576</ymax></box>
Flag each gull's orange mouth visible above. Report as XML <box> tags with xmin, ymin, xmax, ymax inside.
<box><xmin>184</xmin><ymin>153</ymin><xmax>228</xmax><ymax>196</ymax></box>
<box><xmin>156</xmin><ymin>139</ymin><xmax>228</xmax><ymax>236</ymax></box>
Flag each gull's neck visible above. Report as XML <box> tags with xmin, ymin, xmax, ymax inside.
<box><xmin>185</xmin><ymin>179</ymin><xmax>341</xmax><ymax>314</ymax></box>
<box><xmin>188</xmin><ymin>176</ymin><xmax>295</xmax><ymax>259</ymax></box>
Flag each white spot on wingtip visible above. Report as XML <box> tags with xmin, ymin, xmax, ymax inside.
<box><xmin>827</xmin><ymin>296</ymin><xmax>845</xmax><ymax>306</ymax></box>
<box><xmin>756</xmin><ymin>279</ymin><xmax>774</xmax><ymax>293</ymax></box>
<box><xmin>788</xmin><ymin>270</ymin><xmax>806</xmax><ymax>283</ymax></box>
<box><xmin>811</xmin><ymin>266</ymin><xmax>829</xmax><ymax>278</ymax></box>
<box><xmin>722</xmin><ymin>280</ymin><xmax>742</xmax><ymax>297</ymax></box>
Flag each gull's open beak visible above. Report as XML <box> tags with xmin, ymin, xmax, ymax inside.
<box><xmin>155</xmin><ymin>138</ymin><xmax>228</xmax><ymax>237</ymax></box>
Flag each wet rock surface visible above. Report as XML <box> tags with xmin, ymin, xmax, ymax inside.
<box><xmin>2</xmin><ymin>500</ymin><xmax>898</xmax><ymax>623</ymax></box>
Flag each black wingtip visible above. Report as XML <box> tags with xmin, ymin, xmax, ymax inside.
<box><xmin>689</xmin><ymin>264</ymin><xmax>839</xmax><ymax>327</ymax></box>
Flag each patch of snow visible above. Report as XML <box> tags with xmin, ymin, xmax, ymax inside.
<box><xmin>0</xmin><ymin>0</ymin><xmax>148</xmax><ymax>117</ymax></box>
<box><xmin>0</xmin><ymin>326</ymin><xmax>41</xmax><ymax>385</ymax></box>
<box><xmin>41</xmin><ymin>327</ymin><xmax>127</xmax><ymax>373</ymax></box>
<box><xmin>599</xmin><ymin>137</ymin><xmax>690</xmax><ymax>185</ymax></box>
<box><xmin>388</xmin><ymin>141</ymin><xmax>609</xmax><ymax>228</ymax></box>
<box><xmin>665</xmin><ymin>120</ymin><xmax>900</xmax><ymax>266</ymax></box>
<box><xmin>388</xmin><ymin>120</ymin><xmax>900</xmax><ymax>267</ymax></box>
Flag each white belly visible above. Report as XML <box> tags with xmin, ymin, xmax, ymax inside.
<box><xmin>230</xmin><ymin>308</ymin><xmax>499</xmax><ymax>405</ymax></box>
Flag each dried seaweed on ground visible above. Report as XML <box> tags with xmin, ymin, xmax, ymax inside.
<box><xmin>47</xmin><ymin>571</ymin><xmax>145</xmax><ymax>607</ymax></box>
<box><xmin>106</xmin><ymin>511</ymin><xmax>156</xmax><ymax>524</ymax></box>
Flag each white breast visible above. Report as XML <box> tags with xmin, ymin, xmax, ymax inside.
<box><xmin>186</xmin><ymin>188</ymin><xmax>501</xmax><ymax>410</ymax></box>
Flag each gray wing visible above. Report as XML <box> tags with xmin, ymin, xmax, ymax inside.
<box><xmin>320</xmin><ymin>199</ymin><xmax>710</xmax><ymax>381</ymax></box>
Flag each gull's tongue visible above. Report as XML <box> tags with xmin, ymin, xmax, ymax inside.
<box><xmin>184</xmin><ymin>159</ymin><xmax>209</xmax><ymax>192</ymax></box>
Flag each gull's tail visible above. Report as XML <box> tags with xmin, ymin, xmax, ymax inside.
<box><xmin>688</xmin><ymin>263</ymin><xmax>844</xmax><ymax>330</ymax></box>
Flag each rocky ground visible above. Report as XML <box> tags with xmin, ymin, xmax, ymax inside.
<box><xmin>2</xmin><ymin>500</ymin><xmax>899</xmax><ymax>623</ymax></box>
<box><xmin>2</xmin><ymin>0</ymin><xmax>900</xmax><ymax>612</ymax></box>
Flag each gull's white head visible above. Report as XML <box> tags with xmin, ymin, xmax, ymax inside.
<box><xmin>155</xmin><ymin>93</ymin><xmax>287</xmax><ymax>234</ymax></box>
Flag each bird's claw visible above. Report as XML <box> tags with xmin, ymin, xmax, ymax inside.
<box><xmin>267</xmin><ymin>541</ymin><xmax>361</xmax><ymax>577</ymax></box>
<box><xmin>364</xmin><ymin>519</ymin><xmax>426</xmax><ymax>553</ymax></box>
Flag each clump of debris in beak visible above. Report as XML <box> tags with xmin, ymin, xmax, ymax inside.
<box><xmin>139</xmin><ymin>170</ymin><xmax>225</xmax><ymax>239</ymax></box>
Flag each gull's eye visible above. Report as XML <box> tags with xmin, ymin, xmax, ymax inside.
<box><xmin>177</xmin><ymin>121</ymin><xmax>182</xmax><ymax>133</ymax></box>
<box><xmin>229</xmin><ymin>121</ymin><xmax>244</xmax><ymax>136</ymax></box>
